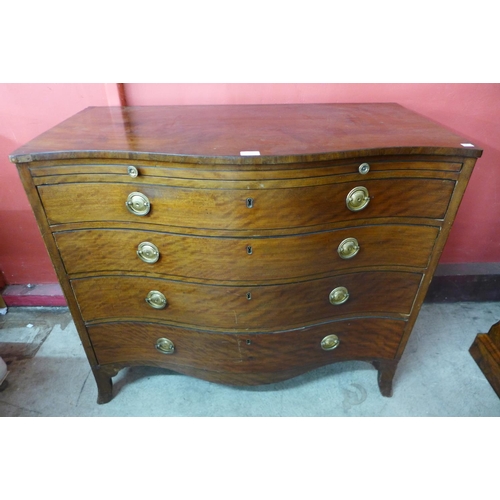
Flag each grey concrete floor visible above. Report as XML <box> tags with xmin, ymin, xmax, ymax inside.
<box><xmin>0</xmin><ymin>302</ymin><xmax>499</xmax><ymax>417</ymax></box>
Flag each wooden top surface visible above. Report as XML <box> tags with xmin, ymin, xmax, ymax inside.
<box><xmin>10</xmin><ymin>103</ymin><xmax>482</xmax><ymax>163</ymax></box>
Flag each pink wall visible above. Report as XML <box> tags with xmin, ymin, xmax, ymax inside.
<box><xmin>0</xmin><ymin>84</ymin><xmax>123</xmax><ymax>284</ymax></box>
<box><xmin>1</xmin><ymin>83</ymin><xmax>499</xmax><ymax>286</ymax></box>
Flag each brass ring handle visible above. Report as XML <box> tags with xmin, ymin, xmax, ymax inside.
<box><xmin>346</xmin><ymin>186</ymin><xmax>370</xmax><ymax>212</ymax></box>
<box><xmin>126</xmin><ymin>192</ymin><xmax>151</xmax><ymax>216</ymax></box>
<box><xmin>145</xmin><ymin>290</ymin><xmax>168</xmax><ymax>309</ymax></box>
<box><xmin>337</xmin><ymin>237</ymin><xmax>360</xmax><ymax>260</ymax></box>
<box><xmin>155</xmin><ymin>337</ymin><xmax>175</xmax><ymax>354</ymax></box>
<box><xmin>329</xmin><ymin>286</ymin><xmax>349</xmax><ymax>305</ymax></box>
<box><xmin>321</xmin><ymin>334</ymin><xmax>340</xmax><ymax>351</ymax></box>
<box><xmin>137</xmin><ymin>242</ymin><xmax>160</xmax><ymax>264</ymax></box>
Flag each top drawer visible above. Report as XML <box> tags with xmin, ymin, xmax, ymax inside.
<box><xmin>38</xmin><ymin>178</ymin><xmax>455</xmax><ymax>229</ymax></box>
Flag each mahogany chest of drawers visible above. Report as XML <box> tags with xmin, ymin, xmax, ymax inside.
<box><xmin>10</xmin><ymin>103</ymin><xmax>482</xmax><ymax>404</ymax></box>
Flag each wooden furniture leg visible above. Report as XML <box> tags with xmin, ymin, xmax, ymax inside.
<box><xmin>92</xmin><ymin>365</ymin><xmax>119</xmax><ymax>404</ymax></box>
<box><xmin>469</xmin><ymin>321</ymin><xmax>500</xmax><ymax>398</ymax></box>
<box><xmin>372</xmin><ymin>359</ymin><xmax>398</xmax><ymax>397</ymax></box>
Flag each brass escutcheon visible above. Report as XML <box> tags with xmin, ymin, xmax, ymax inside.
<box><xmin>145</xmin><ymin>290</ymin><xmax>168</xmax><ymax>309</ymax></box>
<box><xmin>137</xmin><ymin>242</ymin><xmax>160</xmax><ymax>264</ymax></box>
<box><xmin>346</xmin><ymin>186</ymin><xmax>370</xmax><ymax>212</ymax></box>
<box><xmin>126</xmin><ymin>192</ymin><xmax>151</xmax><ymax>216</ymax></box>
<box><xmin>329</xmin><ymin>286</ymin><xmax>349</xmax><ymax>305</ymax></box>
<box><xmin>321</xmin><ymin>334</ymin><xmax>340</xmax><ymax>351</ymax></box>
<box><xmin>155</xmin><ymin>337</ymin><xmax>175</xmax><ymax>354</ymax></box>
<box><xmin>337</xmin><ymin>237</ymin><xmax>360</xmax><ymax>259</ymax></box>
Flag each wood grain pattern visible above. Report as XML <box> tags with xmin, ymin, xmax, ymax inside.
<box><xmin>54</xmin><ymin>224</ymin><xmax>439</xmax><ymax>280</ymax></box>
<box><xmin>72</xmin><ymin>271</ymin><xmax>422</xmax><ymax>329</ymax></box>
<box><xmin>28</xmin><ymin>157</ymin><xmax>465</xmax><ymax>178</ymax></box>
<box><xmin>394</xmin><ymin>157</ymin><xmax>479</xmax><ymax>359</ymax></box>
<box><xmin>10</xmin><ymin>104</ymin><xmax>482</xmax><ymax>163</ymax></box>
<box><xmin>39</xmin><ymin>178</ymin><xmax>455</xmax><ymax>229</ymax></box>
<box><xmin>89</xmin><ymin>318</ymin><xmax>406</xmax><ymax>374</ymax></box>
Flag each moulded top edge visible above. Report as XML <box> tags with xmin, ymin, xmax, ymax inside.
<box><xmin>9</xmin><ymin>146</ymin><xmax>482</xmax><ymax>165</ymax></box>
<box><xmin>9</xmin><ymin>104</ymin><xmax>483</xmax><ymax>164</ymax></box>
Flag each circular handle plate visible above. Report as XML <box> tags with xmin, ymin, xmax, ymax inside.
<box><xmin>145</xmin><ymin>290</ymin><xmax>168</xmax><ymax>309</ymax></box>
<box><xmin>346</xmin><ymin>186</ymin><xmax>370</xmax><ymax>212</ymax></box>
<box><xmin>321</xmin><ymin>334</ymin><xmax>340</xmax><ymax>351</ymax></box>
<box><xmin>337</xmin><ymin>237</ymin><xmax>360</xmax><ymax>260</ymax></box>
<box><xmin>126</xmin><ymin>192</ymin><xmax>151</xmax><ymax>216</ymax></box>
<box><xmin>329</xmin><ymin>286</ymin><xmax>349</xmax><ymax>305</ymax></box>
<box><xmin>137</xmin><ymin>241</ymin><xmax>160</xmax><ymax>264</ymax></box>
<box><xmin>155</xmin><ymin>337</ymin><xmax>175</xmax><ymax>354</ymax></box>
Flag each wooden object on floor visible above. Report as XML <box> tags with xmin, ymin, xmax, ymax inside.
<box><xmin>469</xmin><ymin>321</ymin><xmax>500</xmax><ymax>398</ymax></box>
<box><xmin>10</xmin><ymin>103</ymin><xmax>482</xmax><ymax>403</ymax></box>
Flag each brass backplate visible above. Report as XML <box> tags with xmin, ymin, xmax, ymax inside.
<box><xmin>321</xmin><ymin>334</ymin><xmax>340</xmax><ymax>351</ymax></box>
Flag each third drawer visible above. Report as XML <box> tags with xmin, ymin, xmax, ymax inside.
<box><xmin>72</xmin><ymin>271</ymin><xmax>423</xmax><ymax>329</ymax></box>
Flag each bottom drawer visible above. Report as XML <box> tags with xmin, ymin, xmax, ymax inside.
<box><xmin>89</xmin><ymin>318</ymin><xmax>406</xmax><ymax>378</ymax></box>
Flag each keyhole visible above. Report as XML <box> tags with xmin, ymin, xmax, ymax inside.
<box><xmin>247</xmin><ymin>245</ymin><xmax>253</xmax><ymax>255</ymax></box>
<box><xmin>246</xmin><ymin>198</ymin><xmax>254</xmax><ymax>208</ymax></box>
<box><xmin>246</xmin><ymin>339</ymin><xmax>252</xmax><ymax>345</ymax></box>
<box><xmin>246</xmin><ymin>292</ymin><xmax>252</xmax><ymax>300</ymax></box>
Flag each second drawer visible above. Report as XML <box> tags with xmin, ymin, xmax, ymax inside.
<box><xmin>55</xmin><ymin>224</ymin><xmax>439</xmax><ymax>280</ymax></box>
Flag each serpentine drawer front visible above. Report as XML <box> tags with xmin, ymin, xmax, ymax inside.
<box><xmin>10</xmin><ymin>103</ymin><xmax>482</xmax><ymax>403</ymax></box>
<box><xmin>54</xmin><ymin>224</ymin><xmax>439</xmax><ymax>279</ymax></box>
<box><xmin>88</xmin><ymin>319</ymin><xmax>407</xmax><ymax>380</ymax></box>
<box><xmin>71</xmin><ymin>272</ymin><xmax>422</xmax><ymax>328</ymax></box>
<box><xmin>37</xmin><ymin>177</ymin><xmax>455</xmax><ymax>228</ymax></box>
